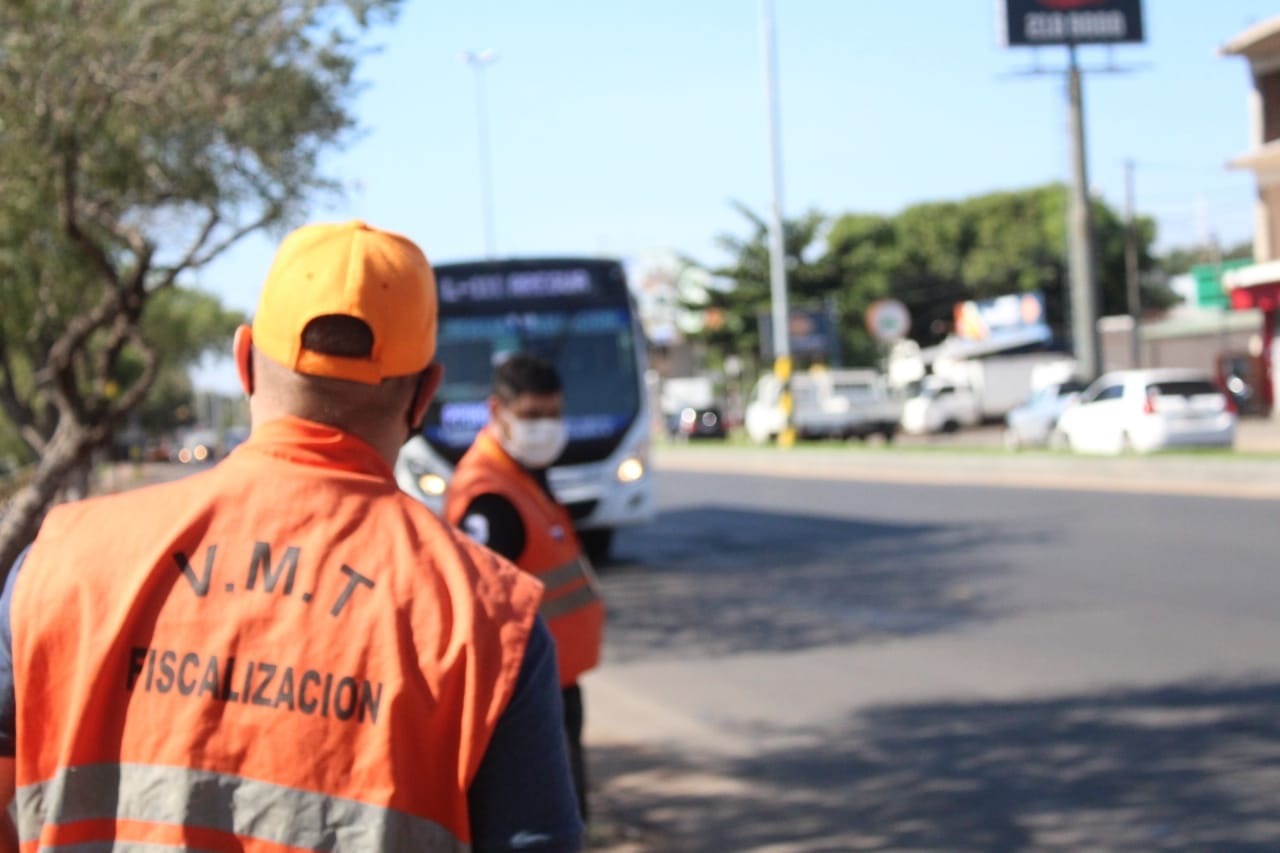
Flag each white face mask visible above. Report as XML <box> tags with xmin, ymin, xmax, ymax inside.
<box><xmin>498</xmin><ymin>415</ymin><xmax>568</xmax><ymax>469</ymax></box>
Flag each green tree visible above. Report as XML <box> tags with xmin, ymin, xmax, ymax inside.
<box><xmin>0</xmin><ymin>0</ymin><xmax>401</xmax><ymax>572</ymax></box>
<box><xmin>693</xmin><ymin>185</ymin><xmax>1169</xmax><ymax>378</ymax></box>
<box><xmin>127</xmin><ymin>288</ymin><xmax>247</xmax><ymax>436</ymax></box>
<box><xmin>0</xmin><ymin>287</ymin><xmax>242</xmax><ymax>459</ymax></box>
<box><xmin>1157</xmin><ymin>239</ymin><xmax>1253</xmax><ymax>277</ymax></box>
<box><xmin>823</xmin><ymin>212</ymin><xmax>905</xmax><ymax>364</ymax></box>
<box><xmin>827</xmin><ymin>184</ymin><xmax>1165</xmax><ymax>349</ymax></box>
<box><xmin>687</xmin><ymin>203</ymin><xmax>840</xmax><ymax>377</ymax></box>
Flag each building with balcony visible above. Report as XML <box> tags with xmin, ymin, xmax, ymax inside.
<box><xmin>1222</xmin><ymin>15</ymin><xmax>1280</xmax><ymax>415</ymax></box>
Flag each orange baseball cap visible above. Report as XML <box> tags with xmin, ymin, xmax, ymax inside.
<box><xmin>252</xmin><ymin>220</ymin><xmax>437</xmax><ymax>384</ymax></box>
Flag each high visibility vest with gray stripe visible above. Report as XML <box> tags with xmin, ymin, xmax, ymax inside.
<box><xmin>446</xmin><ymin>428</ymin><xmax>605</xmax><ymax>686</ymax></box>
<box><xmin>11</xmin><ymin>420</ymin><xmax>543</xmax><ymax>851</ymax></box>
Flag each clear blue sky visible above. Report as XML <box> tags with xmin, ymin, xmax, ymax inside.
<box><xmin>194</xmin><ymin>0</ymin><xmax>1274</xmax><ymax>391</ymax></box>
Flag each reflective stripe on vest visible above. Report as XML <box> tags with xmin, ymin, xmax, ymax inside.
<box><xmin>18</xmin><ymin>763</ymin><xmax>469</xmax><ymax>852</ymax></box>
<box><xmin>538</xmin><ymin>556</ymin><xmax>602</xmax><ymax>622</ymax></box>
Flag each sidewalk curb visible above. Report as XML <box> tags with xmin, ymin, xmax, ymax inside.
<box><xmin>653</xmin><ymin>446</ymin><xmax>1280</xmax><ymax>501</ymax></box>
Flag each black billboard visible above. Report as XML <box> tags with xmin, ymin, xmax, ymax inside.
<box><xmin>1002</xmin><ymin>0</ymin><xmax>1144</xmax><ymax>47</ymax></box>
<box><xmin>758</xmin><ymin>305</ymin><xmax>843</xmax><ymax>364</ymax></box>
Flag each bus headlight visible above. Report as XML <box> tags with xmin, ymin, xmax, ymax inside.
<box><xmin>616</xmin><ymin>456</ymin><xmax>645</xmax><ymax>483</ymax></box>
<box><xmin>418</xmin><ymin>473</ymin><xmax>447</xmax><ymax>496</ymax></box>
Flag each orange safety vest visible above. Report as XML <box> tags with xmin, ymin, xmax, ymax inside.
<box><xmin>11</xmin><ymin>417</ymin><xmax>542</xmax><ymax>852</ymax></box>
<box><xmin>445</xmin><ymin>427</ymin><xmax>604</xmax><ymax>686</ymax></box>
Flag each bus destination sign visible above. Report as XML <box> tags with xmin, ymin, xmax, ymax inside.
<box><xmin>438</xmin><ymin>268</ymin><xmax>595</xmax><ymax>305</ymax></box>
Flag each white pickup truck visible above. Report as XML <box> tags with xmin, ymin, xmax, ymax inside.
<box><xmin>745</xmin><ymin>369</ymin><xmax>902</xmax><ymax>444</ymax></box>
<box><xmin>900</xmin><ymin>353</ymin><xmax>1078</xmax><ymax>435</ymax></box>
<box><xmin>899</xmin><ymin>377</ymin><xmax>982</xmax><ymax>435</ymax></box>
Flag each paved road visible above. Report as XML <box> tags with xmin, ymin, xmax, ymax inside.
<box><xmin>586</xmin><ymin>458</ymin><xmax>1280</xmax><ymax>851</ymax></box>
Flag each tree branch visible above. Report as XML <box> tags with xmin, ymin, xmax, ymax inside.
<box><xmin>150</xmin><ymin>202</ymin><xmax>281</xmax><ymax>288</ymax></box>
<box><xmin>92</xmin><ymin>314</ymin><xmax>135</xmax><ymax>396</ymax></box>
<box><xmin>18</xmin><ymin>425</ymin><xmax>48</xmax><ymax>458</ymax></box>
<box><xmin>58</xmin><ymin>147</ymin><xmax>121</xmax><ymax>290</ymax></box>
<box><xmin>43</xmin><ymin>287</ymin><xmax>124</xmax><ymax>376</ymax></box>
<box><xmin>190</xmin><ymin>204</ymin><xmax>281</xmax><ymax>268</ymax></box>
<box><xmin>104</xmin><ymin>331</ymin><xmax>158</xmax><ymax>431</ymax></box>
<box><xmin>149</xmin><ymin>209</ymin><xmax>221</xmax><ymax>289</ymax></box>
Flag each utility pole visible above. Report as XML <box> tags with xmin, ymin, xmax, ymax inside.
<box><xmin>1002</xmin><ymin>0</ymin><xmax>1144</xmax><ymax>381</ymax></box>
<box><xmin>760</xmin><ymin>0</ymin><xmax>793</xmax><ymax>446</ymax></box>
<box><xmin>462</xmin><ymin>49</ymin><xmax>498</xmax><ymax>259</ymax></box>
<box><xmin>1124</xmin><ymin>159</ymin><xmax>1142</xmax><ymax>368</ymax></box>
<box><xmin>1066</xmin><ymin>44</ymin><xmax>1101</xmax><ymax>381</ymax></box>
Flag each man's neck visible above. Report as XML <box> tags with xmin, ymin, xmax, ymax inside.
<box><xmin>251</xmin><ymin>404</ymin><xmax>404</xmax><ymax>469</ymax></box>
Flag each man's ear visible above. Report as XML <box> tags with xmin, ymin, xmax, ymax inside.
<box><xmin>408</xmin><ymin>364</ymin><xmax>444</xmax><ymax>430</ymax></box>
<box><xmin>233</xmin><ymin>325</ymin><xmax>254</xmax><ymax>395</ymax></box>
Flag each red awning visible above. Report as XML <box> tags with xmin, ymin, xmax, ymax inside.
<box><xmin>1230</xmin><ymin>282</ymin><xmax>1280</xmax><ymax>312</ymax></box>
<box><xmin>1224</xmin><ymin>260</ymin><xmax>1280</xmax><ymax>312</ymax></box>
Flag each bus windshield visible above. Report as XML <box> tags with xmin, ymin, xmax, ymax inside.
<box><xmin>422</xmin><ymin>259</ymin><xmax>643</xmax><ymax>465</ymax></box>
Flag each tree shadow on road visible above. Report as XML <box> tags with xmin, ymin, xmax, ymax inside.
<box><xmin>606</xmin><ymin>505</ymin><xmax>1028</xmax><ymax>662</ymax></box>
<box><xmin>591</xmin><ymin>678</ymin><xmax>1280</xmax><ymax>851</ymax></box>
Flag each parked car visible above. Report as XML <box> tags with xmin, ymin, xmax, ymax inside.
<box><xmin>1003</xmin><ymin>379</ymin><xmax>1088</xmax><ymax>450</ymax></box>
<box><xmin>667</xmin><ymin>406</ymin><xmax>727</xmax><ymax>440</ymax></box>
<box><xmin>900</xmin><ymin>379</ymin><xmax>982</xmax><ymax>435</ymax></box>
<box><xmin>746</xmin><ymin>369</ymin><xmax>900</xmax><ymax>443</ymax></box>
<box><xmin>1051</xmin><ymin>369</ymin><xmax>1236</xmax><ymax>454</ymax></box>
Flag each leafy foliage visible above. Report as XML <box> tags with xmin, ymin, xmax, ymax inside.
<box><xmin>0</xmin><ymin>0</ymin><xmax>401</xmax><ymax>570</ymax></box>
<box><xmin>689</xmin><ymin>185</ymin><xmax>1168</xmax><ymax>370</ymax></box>
<box><xmin>1157</xmin><ymin>240</ymin><xmax>1254</xmax><ymax>278</ymax></box>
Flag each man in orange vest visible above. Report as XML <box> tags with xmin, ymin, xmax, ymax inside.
<box><xmin>0</xmin><ymin>221</ymin><xmax>583</xmax><ymax>851</ymax></box>
<box><xmin>445</xmin><ymin>353</ymin><xmax>605</xmax><ymax>822</ymax></box>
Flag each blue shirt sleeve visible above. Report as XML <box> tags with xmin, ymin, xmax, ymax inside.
<box><xmin>0</xmin><ymin>548</ymin><xmax>26</xmax><ymax>758</ymax></box>
<box><xmin>467</xmin><ymin>615</ymin><xmax>583</xmax><ymax>852</ymax></box>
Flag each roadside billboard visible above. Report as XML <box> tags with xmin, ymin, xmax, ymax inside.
<box><xmin>758</xmin><ymin>304</ymin><xmax>842</xmax><ymax>364</ymax></box>
<box><xmin>953</xmin><ymin>292</ymin><xmax>1052</xmax><ymax>347</ymax></box>
<box><xmin>1000</xmin><ymin>0</ymin><xmax>1144</xmax><ymax>47</ymax></box>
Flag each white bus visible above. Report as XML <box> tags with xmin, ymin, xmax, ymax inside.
<box><xmin>395</xmin><ymin>257</ymin><xmax>654</xmax><ymax>562</ymax></box>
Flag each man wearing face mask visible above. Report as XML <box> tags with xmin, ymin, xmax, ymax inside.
<box><xmin>445</xmin><ymin>353</ymin><xmax>605</xmax><ymax>822</ymax></box>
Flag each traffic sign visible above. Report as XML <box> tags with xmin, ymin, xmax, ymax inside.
<box><xmin>865</xmin><ymin>299</ymin><xmax>911</xmax><ymax>343</ymax></box>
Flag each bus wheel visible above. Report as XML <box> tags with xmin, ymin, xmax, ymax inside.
<box><xmin>581</xmin><ymin>528</ymin><xmax>614</xmax><ymax>566</ymax></box>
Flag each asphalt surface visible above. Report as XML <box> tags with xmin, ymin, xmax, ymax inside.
<box><xmin>585</xmin><ymin>447</ymin><xmax>1280</xmax><ymax>851</ymax></box>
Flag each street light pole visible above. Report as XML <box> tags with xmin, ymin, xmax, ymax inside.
<box><xmin>760</xmin><ymin>0</ymin><xmax>793</xmax><ymax>446</ymax></box>
<box><xmin>462</xmin><ymin>49</ymin><xmax>498</xmax><ymax>259</ymax></box>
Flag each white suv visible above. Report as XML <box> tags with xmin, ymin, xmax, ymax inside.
<box><xmin>1052</xmin><ymin>369</ymin><xmax>1236</xmax><ymax>454</ymax></box>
